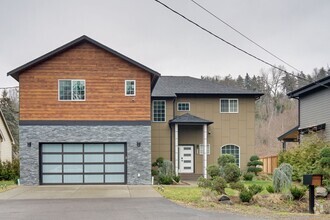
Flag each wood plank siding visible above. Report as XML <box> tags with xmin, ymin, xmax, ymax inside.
<box><xmin>19</xmin><ymin>42</ymin><xmax>151</xmax><ymax>121</ymax></box>
<box><xmin>300</xmin><ymin>88</ymin><xmax>330</xmax><ymax>140</ymax></box>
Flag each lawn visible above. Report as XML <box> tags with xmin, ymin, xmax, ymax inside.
<box><xmin>0</xmin><ymin>180</ymin><xmax>17</xmax><ymax>193</ymax></box>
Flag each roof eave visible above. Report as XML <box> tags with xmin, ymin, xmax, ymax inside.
<box><xmin>287</xmin><ymin>76</ymin><xmax>330</xmax><ymax>98</ymax></box>
<box><xmin>0</xmin><ymin>109</ymin><xmax>15</xmax><ymax>144</ymax></box>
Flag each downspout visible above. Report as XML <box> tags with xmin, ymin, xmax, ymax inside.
<box><xmin>170</xmin><ymin>98</ymin><xmax>176</xmax><ymax>161</ymax></box>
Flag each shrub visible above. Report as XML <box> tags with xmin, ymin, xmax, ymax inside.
<box><xmin>197</xmin><ymin>176</ymin><xmax>212</xmax><ymax>188</ymax></box>
<box><xmin>290</xmin><ymin>186</ymin><xmax>307</xmax><ymax>200</ymax></box>
<box><xmin>172</xmin><ymin>175</ymin><xmax>180</xmax><ymax>183</ymax></box>
<box><xmin>158</xmin><ymin>175</ymin><xmax>173</xmax><ymax>185</ymax></box>
<box><xmin>223</xmin><ymin>163</ymin><xmax>241</xmax><ymax>183</ymax></box>
<box><xmin>207</xmin><ymin>165</ymin><xmax>220</xmax><ymax>179</ymax></box>
<box><xmin>0</xmin><ymin>159</ymin><xmax>20</xmax><ymax>181</ymax></box>
<box><xmin>243</xmin><ymin>172</ymin><xmax>254</xmax><ymax>181</ymax></box>
<box><xmin>248</xmin><ymin>184</ymin><xmax>263</xmax><ymax>195</ymax></box>
<box><xmin>218</xmin><ymin>154</ymin><xmax>235</xmax><ymax>167</ymax></box>
<box><xmin>320</xmin><ymin>147</ymin><xmax>330</xmax><ymax>167</ymax></box>
<box><xmin>273</xmin><ymin>163</ymin><xmax>293</xmax><ymax>193</ymax></box>
<box><xmin>151</xmin><ymin>169</ymin><xmax>159</xmax><ymax>176</ymax></box>
<box><xmin>211</xmin><ymin>176</ymin><xmax>227</xmax><ymax>194</ymax></box>
<box><xmin>158</xmin><ymin>160</ymin><xmax>175</xmax><ymax>176</ymax></box>
<box><xmin>279</xmin><ymin>133</ymin><xmax>330</xmax><ymax>181</ymax></box>
<box><xmin>239</xmin><ymin>190</ymin><xmax>253</xmax><ymax>203</ymax></box>
<box><xmin>229</xmin><ymin>181</ymin><xmax>246</xmax><ymax>192</ymax></box>
<box><xmin>247</xmin><ymin>155</ymin><xmax>263</xmax><ymax>176</ymax></box>
<box><xmin>152</xmin><ymin>157</ymin><xmax>164</xmax><ymax>168</ymax></box>
<box><xmin>266</xmin><ymin>185</ymin><xmax>275</xmax><ymax>193</ymax></box>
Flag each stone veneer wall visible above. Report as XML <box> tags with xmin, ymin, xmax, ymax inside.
<box><xmin>19</xmin><ymin>125</ymin><xmax>151</xmax><ymax>185</ymax></box>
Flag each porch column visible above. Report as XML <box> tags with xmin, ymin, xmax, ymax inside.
<box><xmin>203</xmin><ymin>124</ymin><xmax>207</xmax><ymax>178</ymax></box>
<box><xmin>174</xmin><ymin>123</ymin><xmax>179</xmax><ymax>176</ymax></box>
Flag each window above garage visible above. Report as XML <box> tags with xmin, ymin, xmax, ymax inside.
<box><xmin>58</xmin><ymin>80</ymin><xmax>85</xmax><ymax>101</ymax></box>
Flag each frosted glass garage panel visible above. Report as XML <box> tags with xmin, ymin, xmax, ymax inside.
<box><xmin>105</xmin><ymin>164</ymin><xmax>125</xmax><ymax>173</ymax></box>
<box><xmin>43</xmin><ymin>165</ymin><xmax>62</xmax><ymax>173</ymax></box>
<box><xmin>105</xmin><ymin>174</ymin><xmax>125</xmax><ymax>183</ymax></box>
<box><xmin>64</xmin><ymin>154</ymin><xmax>83</xmax><ymax>163</ymax></box>
<box><xmin>84</xmin><ymin>164</ymin><xmax>104</xmax><ymax>173</ymax></box>
<box><xmin>84</xmin><ymin>144</ymin><xmax>103</xmax><ymax>152</ymax></box>
<box><xmin>64</xmin><ymin>164</ymin><xmax>83</xmax><ymax>173</ymax></box>
<box><xmin>84</xmin><ymin>175</ymin><xmax>104</xmax><ymax>183</ymax></box>
<box><xmin>63</xmin><ymin>175</ymin><xmax>83</xmax><ymax>183</ymax></box>
<box><xmin>105</xmin><ymin>144</ymin><xmax>124</xmax><ymax>152</ymax></box>
<box><xmin>105</xmin><ymin>154</ymin><xmax>124</xmax><ymax>163</ymax></box>
<box><xmin>84</xmin><ymin>154</ymin><xmax>103</xmax><ymax>163</ymax></box>
<box><xmin>43</xmin><ymin>175</ymin><xmax>62</xmax><ymax>183</ymax></box>
<box><xmin>63</xmin><ymin>144</ymin><xmax>83</xmax><ymax>152</ymax></box>
<box><xmin>43</xmin><ymin>154</ymin><xmax>62</xmax><ymax>163</ymax></box>
<box><xmin>42</xmin><ymin>144</ymin><xmax>62</xmax><ymax>152</ymax></box>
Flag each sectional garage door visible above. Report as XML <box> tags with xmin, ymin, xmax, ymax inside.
<box><xmin>40</xmin><ymin>143</ymin><xmax>127</xmax><ymax>184</ymax></box>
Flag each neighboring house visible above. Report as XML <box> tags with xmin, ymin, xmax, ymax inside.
<box><xmin>8</xmin><ymin>36</ymin><xmax>262</xmax><ymax>185</ymax></box>
<box><xmin>0</xmin><ymin>109</ymin><xmax>14</xmax><ymax>162</ymax></box>
<box><xmin>151</xmin><ymin>76</ymin><xmax>262</xmax><ymax>178</ymax></box>
<box><xmin>278</xmin><ymin>76</ymin><xmax>330</xmax><ymax>148</ymax></box>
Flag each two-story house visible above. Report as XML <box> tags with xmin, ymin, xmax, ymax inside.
<box><xmin>0</xmin><ymin>109</ymin><xmax>14</xmax><ymax>162</ymax></box>
<box><xmin>278</xmin><ymin>75</ymin><xmax>330</xmax><ymax>147</ymax></box>
<box><xmin>8</xmin><ymin>36</ymin><xmax>262</xmax><ymax>185</ymax></box>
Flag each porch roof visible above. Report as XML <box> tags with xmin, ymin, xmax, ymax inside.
<box><xmin>277</xmin><ymin>125</ymin><xmax>299</xmax><ymax>142</ymax></box>
<box><xmin>169</xmin><ymin>113</ymin><xmax>213</xmax><ymax>125</ymax></box>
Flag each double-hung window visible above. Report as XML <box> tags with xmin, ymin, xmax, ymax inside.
<box><xmin>125</xmin><ymin>80</ymin><xmax>136</xmax><ymax>96</ymax></box>
<box><xmin>59</xmin><ymin>80</ymin><xmax>85</xmax><ymax>101</ymax></box>
<box><xmin>153</xmin><ymin>100</ymin><xmax>166</xmax><ymax>122</ymax></box>
<box><xmin>220</xmin><ymin>99</ymin><xmax>238</xmax><ymax>113</ymax></box>
<box><xmin>177</xmin><ymin>102</ymin><xmax>190</xmax><ymax>111</ymax></box>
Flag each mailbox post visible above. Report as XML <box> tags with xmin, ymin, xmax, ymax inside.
<box><xmin>303</xmin><ymin>174</ymin><xmax>323</xmax><ymax>214</ymax></box>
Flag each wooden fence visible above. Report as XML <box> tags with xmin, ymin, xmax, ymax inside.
<box><xmin>260</xmin><ymin>155</ymin><xmax>278</xmax><ymax>174</ymax></box>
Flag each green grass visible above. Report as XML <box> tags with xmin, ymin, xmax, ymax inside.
<box><xmin>157</xmin><ymin>186</ymin><xmax>202</xmax><ymax>203</ymax></box>
<box><xmin>0</xmin><ymin>180</ymin><xmax>16</xmax><ymax>193</ymax></box>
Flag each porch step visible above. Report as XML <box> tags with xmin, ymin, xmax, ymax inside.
<box><xmin>179</xmin><ymin>173</ymin><xmax>202</xmax><ymax>181</ymax></box>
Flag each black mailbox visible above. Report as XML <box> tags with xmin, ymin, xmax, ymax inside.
<box><xmin>303</xmin><ymin>174</ymin><xmax>322</xmax><ymax>186</ymax></box>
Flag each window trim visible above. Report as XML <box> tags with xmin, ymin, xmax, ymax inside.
<box><xmin>58</xmin><ymin>79</ymin><xmax>86</xmax><ymax>101</ymax></box>
<box><xmin>152</xmin><ymin>100</ymin><xmax>166</xmax><ymax>122</ymax></box>
<box><xmin>125</xmin><ymin>80</ymin><xmax>136</xmax><ymax>96</ymax></box>
<box><xmin>220</xmin><ymin>98</ymin><xmax>239</xmax><ymax>113</ymax></box>
<box><xmin>177</xmin><ymin>102</ymin><xmax>190</xmax><ymax>111</ymax></box>
<box><xmin>220</xmin><ymin>144</ymin><xmax>240</xmax><ymax>168</ymax></box>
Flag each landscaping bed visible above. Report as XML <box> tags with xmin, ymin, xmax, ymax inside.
<box><xmin>0</xmin><ymin>180</ymin><xmax>17</xmax><ymax>193</ymax></box>
<box><xmin>156</xmin><ymin>184</ymin><xmax>330</xmax><ymax>219</ymax></box>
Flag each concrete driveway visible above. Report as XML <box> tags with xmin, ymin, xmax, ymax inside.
<box><xmin>0</xmin><ymin>185</ymin><xmax>161</xmax><ymax>200</ymax></box>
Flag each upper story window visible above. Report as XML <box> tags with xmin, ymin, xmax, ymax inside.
<box><xmin>177</xmin><ymin>102</ymin><xmax>190</xmax><ymax>111</ymax></box>
<box><xmin>59</xmin><ymin>80</ymin><xmax>85</xmax><ymax>101</ymax></box>
<box><xmin>221</xmin><ymin>144</ymin><xmax>240</xmax><ymax>167</ymax></box>
<box><xmin>220</xmin><ymin>99</ymin><xmax>238</xmax><ymax>113</ymax></box>
<box><xmin>153</xmin><ymin>100</ymin><xmax>166</xmax><ymax>122</ymax></box>
<box><xmin>125</xmin><ymin>80</ymin><xmax>136</xmax><ymax>96</ymax></box>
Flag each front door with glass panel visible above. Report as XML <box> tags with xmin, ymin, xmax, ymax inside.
<box><xmin>179</xmin><ymin>145</ymin><xmax>194</xmax><ymax>173</ymax></box>
<box><xmin>40</xmin><ymin>143</ymin><xmax>126</xmax><ymax>184</ymax></box>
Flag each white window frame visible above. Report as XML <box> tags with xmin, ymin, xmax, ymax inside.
<box><xmin>177</xmin><ymin>102</ymin><xmax>190</xmax><ymax>111</ymax></box>
<box><xmin>58</xmin><ymin>79</ymin><xmax>86</xmax><ymax>101</ymax></box>
<box><xmin>220</xmin><ymin>144</ymin><xmax>240</xmax><ymax>168</ymax></box>
<box><xmin>198</xmin><ymin>144</ymin><xmax>210</xmax><ymax>155</ymax></box>
<box><xmin>125</xmin><ymin>80</ymin><xmax>136</xmax><ymax>96</ymax></box>
<box><xmin>152</xmin><ymin>100</ymin><xmax>166</xmax><ymax>122</ymax></box>
<box><xmin>220</xmin><ymin>98</ymin><xmax>239</xmax><ymax>113</ymax></box>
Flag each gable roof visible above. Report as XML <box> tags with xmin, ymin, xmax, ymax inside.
<box><xmin>0</xmin><ymin>109</ymin><xmax>15</xmax><ymax>143</ymax></box>
<box><xmin>169</xmin><ymin>113</ymin><xmax>213</xmax><ymax>125</ymax></box>
<box><xmin>7</xmin><ymin>35</ymin><xmax>161</xmax><ymax>87</ymax></box>
<box><xmin>152</xmin><ymin>76</ymin><xmax>263</xmax><ymax>98</ymax></box>
<box><xmin>287</xmin><ymin>75</ymin><xmax>330</xmax><ymax>98</ymax></box>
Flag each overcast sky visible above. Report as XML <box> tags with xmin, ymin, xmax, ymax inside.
<box><xmin>1</xmin><ymin>0</ymin><xmax>330</xmax><ymax>87</ymax></box>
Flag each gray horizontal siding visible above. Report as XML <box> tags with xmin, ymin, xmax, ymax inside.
<box><xmin>300</xmin><ymin>88</ymin><xmax>330</xmax><ymax>140</ymax></box>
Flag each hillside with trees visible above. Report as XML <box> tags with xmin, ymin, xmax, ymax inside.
<box><xmin>202</xmin><ymin>66</ymin><xmax>330</xmax><ymax>156</ymax></box>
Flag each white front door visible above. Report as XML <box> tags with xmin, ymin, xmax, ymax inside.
<box><xmin>179</xmin><ymin>145</ymin><xmax>194</xmax><ymax>173</ymax></box>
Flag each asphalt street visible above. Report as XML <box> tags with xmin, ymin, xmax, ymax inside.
<box><xmin>0</xmin><ymin>197</ymin><xmax>259</xmax><ymax>220</ymax></box>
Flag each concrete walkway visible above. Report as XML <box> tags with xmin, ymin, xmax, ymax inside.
<box><xmin>0</xmin><ymin>185</ymin><xmax>161</xmax><ymax>200</ymax></box>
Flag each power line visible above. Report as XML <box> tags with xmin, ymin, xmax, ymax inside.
<box><xmin>154</xmin><ymin>0</ymin><xmax>329</xmax><ymax>89</ymax></box>
<box><xmin>189</xmin><ymin>0</ymin><xmax>302</xmax><ymax>74</ymax></box>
